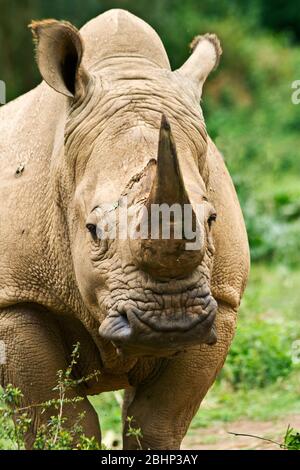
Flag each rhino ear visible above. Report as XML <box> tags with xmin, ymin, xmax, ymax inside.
<box><xmin>177</xmin><ymin>34</ymin><xmax>222</xmax><ymax>98</ymax></box>
<box><xmin>29</xmin><ymin>19</ymin><xmax>90</xmax><ymax>98</ymax></box>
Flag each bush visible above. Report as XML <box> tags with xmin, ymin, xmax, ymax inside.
<box><xmin>0</xmin><ymin>343</ymin><xmax>102</xmax><ymax>450</ymax></box>
<box><xmin>200</xmin><ymin>16</ymin><xmax>300</xmax><ymax>266</ymax></box>
<box><xmin>0</xmin><ymin>343</ymin><xmax>143</xmax><ymax>450</ymax></box>
<box><xmin>284</xmin><ymin>426</ymin><xmax>300</xmax><ymax>450</ymax></box>
<box><xmin>221</xmin><ymin>319</ymin><xmax>295</xmax><ymax>388</ymax></box>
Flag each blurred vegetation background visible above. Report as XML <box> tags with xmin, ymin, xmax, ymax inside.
<box><xmin>1</xmin><ymin>0</ymin><xmax>300</xmax><ymax>448</ymax></box>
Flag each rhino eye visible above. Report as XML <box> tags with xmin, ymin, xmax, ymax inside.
<box><xmin>208</xmin><ymin>213</ymin><xmax>217</xmax><ymax>229</ymax></box>
<box><xmin>86</xmin><ymin>223</ymin><xmax>97</xmax><ymax>238</ymax></box>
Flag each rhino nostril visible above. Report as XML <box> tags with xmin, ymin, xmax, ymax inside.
<box><xmin>99</xmin><ymin>308</ymin><xmax>133</xmax><ymax>342</ymax></box>
<box><xmin>117</xmin><ymin>306</ymin><xmax>130</xmax><ymax>323</ymax></box>
<box><xmin>119</xmin><ymin>311</ymin><xmax>131</xmax><ymax>331</ymax></box>
<box><xmin>118</xmin><ymin>309</ymin><xmax>130</xmax><ymax>327</ymax></box>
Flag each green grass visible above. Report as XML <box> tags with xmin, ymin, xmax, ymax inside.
<box><xmin>191</xmin><ymin>370</ymin><xmax>300</xmax><ymax>429</ymax></box>
<box><xmin>220</xmin><ymin>264</ymin><xmax>300</xmax><ymax>388</ymax></box>
<box><xmin>240</xmin><ymin>263</ymin><xmax>300</xmax><ymax>325</ymax></box>
<box><xmin>90</xmin><ymin>263</ymin><xmax>300</xmax><ymax>442</ymax></box>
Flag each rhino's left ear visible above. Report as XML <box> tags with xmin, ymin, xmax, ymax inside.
<box><xmin>29</xmin><ymin>19</ymin><xmax>90</xmax><ymax>99</ymax></box>
<box><xmin>177</xmin><ymin>34</ymin><xmax>222</xmax><ymax>98</ymax></box>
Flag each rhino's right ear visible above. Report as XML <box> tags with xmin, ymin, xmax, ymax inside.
<box><xmin>29</xmin><ymin>19</ymin><xmax>90</xmax><ymax>99</ymax></box>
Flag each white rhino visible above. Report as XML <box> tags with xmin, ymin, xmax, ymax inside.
<box><xmin>0</xmin><ymin>9</ymin><xmax>249</xmax><ymax>449</ymax></box>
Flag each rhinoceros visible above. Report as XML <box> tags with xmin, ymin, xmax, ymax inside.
<box><xmin>0</xmin><ymin>9</ymin><xmax>249</xmax><ymax>449</ymax></box>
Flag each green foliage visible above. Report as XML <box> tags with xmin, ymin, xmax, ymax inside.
<box><xmin>0</xmin><ymin>385</ymin><xmax>31</xmax><ymax>450</ymax></box>
<box><xmin>284</xmin><ymin>426</ymin><xmax>300</xmax><ymax>450</ymax></box>
<box><xmin>0</xmin><ymin>343</ymin><xmax>102</xmax><ymax>450</ymax></box>
<box><xmin>126</xmin><ymin>416</ymin><xmax>143</xmax><ymax>450</ymax></box>
<box><xmin>220</xmin><ymin>265</ymin><xmax>300</xmax><ymax>389</ymax></box>
<box><xmin>191</xmin><ymin>370</ymin><xmax>300</xmax><ymax>428</ymax></box>
<box><xmin>89</xmin><ymin>391</ymin><xmax>122</xmax><ymax>438</ymax></box>
<box><xmin>200</xmin><ymin>16</ymin><xmax>300</xmax><ymax>266</ymax></box>
<box><xmin>221</xmin><ymin>319</ymin><xmax>293</xmax><ymax>388</ymax></box>
<box><xmin>260</xmin><ymin>1</ymin><xmax>300</xmax><ymax>40</ymax></box>
<box><xmin>33</xmin><ymin>414</ymin><xmax>101</xmax><ymax>450</ymax></box>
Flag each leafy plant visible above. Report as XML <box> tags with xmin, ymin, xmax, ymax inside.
<box><xmin>0</xmin><ymin>343</ymin><xmax>102</xmax><ymax>450</ymax></box>
<box><xmin>126</xmin><ymin>416</ymin><xmax>143</xmax><ymax>450</ymax></box>
<box><xmin>284</xmin><ymin>426</ymin><xmax>300</xmax><ymax>450</ymax></box>
<box><xmin>0</xmin><ymin>385</ymin><xmax>31</xmax><ymax>450</ymax></box>
<box><xmin>221</xmin><ymin>319</ymin><xmax>294</xmax><ymax>389</ymax></box>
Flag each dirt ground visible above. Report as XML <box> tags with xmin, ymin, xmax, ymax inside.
<box><xmin>182</xmin><ymin>414</ymin><xmax>300</xmax><ymax>450</ymax></box>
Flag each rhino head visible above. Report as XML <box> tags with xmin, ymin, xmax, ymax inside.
<box><xmin>30</xmin><ymin>10</ymin><xmax>222</xmax><ymax>357</ymax></box>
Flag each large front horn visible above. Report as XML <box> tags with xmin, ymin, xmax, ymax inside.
<box><xmin>146</xmin><ymin>114</ymin><xmax>199</xmax><ymax>240</ymax></box>
<box><xmin>147</xmin><ymin>114</ymin><xmax>189</xmax><ymax>207</ymax></box>
<box><xmin>131</xmin><ymin>115</ymin><xmax>205</xmax><ymax>279</ymax></box>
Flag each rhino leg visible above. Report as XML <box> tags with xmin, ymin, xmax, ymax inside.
<box><xmin>0</xmin><ymin>305</ymin><xmax>101</xmax><ymax>449</ymax></box>
<box><xmin>122</xmin><ymin>303</ymin><xmax>236</xmax><ymax>450</ymax></box>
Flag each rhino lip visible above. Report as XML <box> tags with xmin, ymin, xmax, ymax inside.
<box><xmin>128</xmin><ymin>307</ymin><xmax>215</xmax><ymax>333</ymax></box>
<box><xmin>98</xmin><ymin>304</ymin><xmax>217</xmax><ymax>354</ymax></box>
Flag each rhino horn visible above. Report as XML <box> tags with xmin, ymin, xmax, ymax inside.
<box><xmin>147</xmin><ymin>114</ymin><xmax>189</xmax><ymax>208</ymax></box>
<box><xmin>131</xmin><ymin>115</ymin><xmax>204</xmax><ymax>278</ymax></box>
<box><xmin>144</xmin><ymin>114</ymin><xmax>201</xmax><ymax>244</ymax></box>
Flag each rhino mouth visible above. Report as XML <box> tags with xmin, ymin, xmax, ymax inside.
<box><xmin>98</xmin><ymin>291</ymin><xmax>218</xmax><ymax>356</ymax></box>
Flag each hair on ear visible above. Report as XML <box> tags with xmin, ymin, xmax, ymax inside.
<box><xmin>189</xmin><ymin>33</ymin><xmax>222</xmax><ymax>71</ymax></box>
<box><xmin>29</xmin><ymin>19</ymin><xmax>81</xmax><ymax>42</ymax></box>
<box><xmin>176</xmin><ymin>32</ymin><xmax>222</xmax><ymax>98</ymax></box>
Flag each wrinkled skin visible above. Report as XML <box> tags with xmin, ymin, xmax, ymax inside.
<box><xmin>0</xmin><ymin>10</ymin><xmax>249</xmax><ymax>449</ymax></box>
